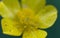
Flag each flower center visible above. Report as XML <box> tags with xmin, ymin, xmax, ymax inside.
<box><xmin>17</xmin><ymin>8</ymin><xmax>39</xmax><ymax>28</ymax></box>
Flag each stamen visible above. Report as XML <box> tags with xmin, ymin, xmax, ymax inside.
<box><xmin>24</xmin><ymin>26</ymin><xmax>27</xmax><ymax>28</ymax></box>
<box><xmin>17</xmin><ymin>8</ymin><xmax>38</xmax><ymax>29</ymax></box>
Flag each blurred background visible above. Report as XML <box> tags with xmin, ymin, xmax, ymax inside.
<box><xmin>0</xmin><ymin>0</ymin><xmax>60</xmax><ymax>38</ymax></box>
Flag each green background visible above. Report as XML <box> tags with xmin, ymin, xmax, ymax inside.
<box><xmin>0</xmin><ymin>0</ymin><xmax>60</xmax><ymax>38</ymax></box>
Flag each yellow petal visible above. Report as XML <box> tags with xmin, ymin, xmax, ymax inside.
<box><xmin>22</xmin><ymin>0</ymin><xmax>46</xmax><ymax>12</ymax></box>
<box><xmin>1</xmin><ymin>18</ymin><xmax>24</xmax><ymax>36</ymax></box>
<box><xmin>37</xmin><ymin>5</ymin><xmax>57</xmax><ymax>29</ymax></box>
<box><xmin>3</xmin><ymin>0</ymin><xmax>20</xmax><ymax>12</ymax></box>
<box><xmin>22</xmin><ymin>28</ymin><xmax>47</xmax><ymax>38</ymax></box>
<box><xmin>0</xmin><ymin>2</ymin><xmax>13</xmax><ymax>17</ymax></box>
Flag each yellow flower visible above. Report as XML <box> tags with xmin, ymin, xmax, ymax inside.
<box><xmin>0</xmin><ymin>0</ymin><xmax>57</xmax><ymax>38</ymax></box>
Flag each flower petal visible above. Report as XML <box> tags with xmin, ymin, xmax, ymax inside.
<box><xmin>3</xmin><ymin>0</ymin><xmax>20</xmax><ymax>12</ymax></box>
<box><xmin>22</xmin><ymin>0</ymin><xmax>46</xmax><ymax>12</ymax></box>
<box><xmin>37</xmin><ymin>5</ymin><xmax>57</xmax><ymax>29</ymax></box>
<box><xmin>22</xmin><ymin>28</ymin><xmax>47</xmax><ymax>38</ymax></box>
<box><xmin>0</xmin><ymin>2</ymin><xmax>13</xmax><ymax>17</ymax></box>
<box><xmin>1</xmin><ymin>18</ymin><xmax>24</xmax><ymax>36</ymax></box>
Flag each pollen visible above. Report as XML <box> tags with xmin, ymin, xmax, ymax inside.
<box><xmin>17</xmin><ymin>8</ymin><xmax>39</xmax><ymax>28</ymax></box>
